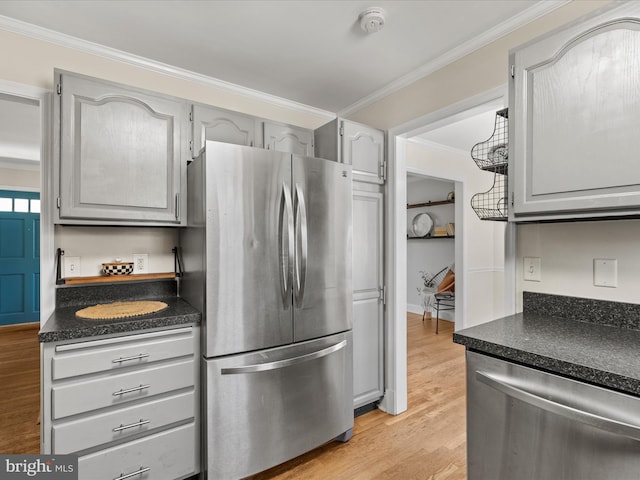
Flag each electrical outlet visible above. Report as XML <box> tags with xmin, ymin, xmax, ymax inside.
<box><xmin>64</xmin><ymin>256</ymin><xmax>81</xmax><ymax>278</ymax></box>
<box><xmin>523</xmin><ymin>257</ymin><xmax>541</xmax><ymax>282</ymax></box>
<box><xmin>133</xmin><ymin>254</ymin><xmax>149</xmax><ymax>273</ymax></box>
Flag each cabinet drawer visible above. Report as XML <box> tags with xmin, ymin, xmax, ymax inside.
<box><xmin>52</xmin><ymin>390</ymin><xmax>194</xmax><ymax>453</ymax></box>
<box><xmin>52</xmin><ymin>359</ymin><xmax>194</xmax><ymax>419</ymax></box>
<box><xmin>79</xmin><ymin>422</ymin><xmax>197</xmax><ymax>480</ymax></box>
<box><xmin>53</xmin><ymin>328</ymin><xmax>193</xmax><ymax>380</ymax></box>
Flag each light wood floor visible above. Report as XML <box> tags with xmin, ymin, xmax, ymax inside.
<box><xmin>0</xmin><ymin>322</ymin><xmax>40</xmax><ymax>454</ymax></box>
<box><xmin>249</xmin><ymin>313</ymin><xmax>467</xmax><ymax>480</ymax></box>
<box><xmin>0</xmin><ymin>315</ymin><xmax>467</xmax><ymax>479</ymax></box>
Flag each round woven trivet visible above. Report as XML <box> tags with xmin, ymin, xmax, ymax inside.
<box><xmin>75</xmin><ymin>301</ymin><xmax>168</xmax><ymax>320</ymax></box>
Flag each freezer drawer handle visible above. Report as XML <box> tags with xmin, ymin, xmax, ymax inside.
<box><xmin>221</xmin><ymin>340</ymin><xmax>347</xmax><ymax>375</ymax></box>
<box><xmin>112</xmin><ymin>419</ymin><xmax>150</xmax><ymax>432</ymax></box>
<box><xmin>112</xmin><ymin>384</ymin><xmax>151</xmax><ymax>396</ymax></box>
<box><xmin>476</xmin><ymin>370</ymin><xmax>640</xmax><ymax>442</ymax></box>
<box><xmin>113</xmin><ymin>466</ymin><xmax>150</xmax><ymax>480</ymax></box>
<box><xmin>112</xmin><ymin>353</ymin><xmax>149</xmax><ymax>364</ymax></box>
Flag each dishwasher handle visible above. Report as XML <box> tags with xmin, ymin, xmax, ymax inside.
<box><xmin>221</xmin><ymin>340</ymin><xmax>346</xmax><ymax>375</ymax></box>
<box><xmin>476</xmin><ymin>370</ymin><xmax>640</xmax><ymax>442</ymax></box>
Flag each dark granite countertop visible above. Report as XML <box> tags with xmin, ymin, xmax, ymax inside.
<box><xmin>454</xmin><ymin>313</ymin><xmax>640</xmax><ymax>395</ymax></box>
<box><xmin>39</xmin><ymin>280</ymin><xmax>201</xmax><ymax>343</ymax></box>
<box><xmin>454</xmin><ymin>293</ymin><xmax>640</xmax><ymax>396</ymax></box>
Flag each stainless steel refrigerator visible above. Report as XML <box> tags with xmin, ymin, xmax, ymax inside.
<box><xmin>180</xmin><ymin>141</ymin><xmax>353</xmax><ymax>479</ymax></box>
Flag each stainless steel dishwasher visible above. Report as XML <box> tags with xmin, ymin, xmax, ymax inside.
<box><xmin>467</xmin><ymin>350</ymin><xmax>640</xmax><ymax>480</ymax></box>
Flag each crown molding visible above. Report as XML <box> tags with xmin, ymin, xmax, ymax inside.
<box><xmin>0</xmin><ymin>15</ymin><xmax>335</xmax><ymax>121</ymax></box>
<box><xmin>338</xmin><ymin>0</ymin><xmax>571</xmax><ymax>117</ymax></box>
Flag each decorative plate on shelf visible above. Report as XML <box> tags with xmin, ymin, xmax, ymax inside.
<box><xmin>412</xmin><ymin>213</ymin><xmax>433</xmax><ymax>237</ymax></box>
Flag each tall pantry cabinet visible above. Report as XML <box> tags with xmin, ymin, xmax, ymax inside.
<box><xmin>316</xmin><ymin>119</ymin><xmax>386</xmax><ymax>410</ymax></box>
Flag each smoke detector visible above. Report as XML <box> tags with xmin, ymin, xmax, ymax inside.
<box><xmin>359</xmin><ymin>7</ymin><xmax>386</xmax><ymax>34</ymax></box>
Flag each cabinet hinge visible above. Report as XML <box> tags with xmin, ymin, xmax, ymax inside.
<box><xmin>56</xmin><ymin>83</ymin><xmax>62</xmax><ymax>95</ymax></box>
<box><xmin>189</xmin><ymin>110</ymin><xmax>193</xmax><ymax>122</ymax></box>
<box><xmin>380</xmin><ymin>160</ymin><xmax>387</xmax><ymax>182</ymax></box>
<box><xmin>510</xmin><ymin>65</ymin><xmax>515</xmax><ymax>79</ymax></box>
<box><xmin>339</xmin><ymin>126</ymin><xmax>344</xmax><ymax>136</ymax></box>
<box><xmin>56</xmin><ymin>197</ymin><xmax>61</xmax><ymax>209</ymax></box>
<box><xmin>189</xmin><ymin>140</ymin><xmax>193</xmax><ymax>153</ymax></box>
<box><xmin>511</xmin><ymin>192</ymin><xmax>514</xmax><ymax>207</ymax></box>
<box><xmin>379</xmin><ymin>286</ymin><xmax>387</xmax><ymax>306</ymax></box>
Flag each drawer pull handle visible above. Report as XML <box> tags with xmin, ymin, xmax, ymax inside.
<box><xmin>114</xmin><ymin>466</ymin><xmax>150</xmax><ymax>480</ymax></box>
<box><xmin>112</xmin><ymin>384</ymin><xmax>150</xmax><ymax>396</ymax></box>
<box><xmin>113</xmin><ymin>419</ymin><xmax>150</xmax><ymax>432</ymax></box>
<box><xmin>112</xmin><ymin>353</ymin><xmax>149</xmax><ymax>364</ymax></box>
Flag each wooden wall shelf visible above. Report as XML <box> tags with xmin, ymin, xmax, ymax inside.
<box><xmin>62</xmin><ymin>272</ymin><xmax>176</xmax><ymax>285</ymax></box>
<box><xmin>407</xmin><ymin>236</ymin><xmax>455</xmax><ymax>240</ymax></box>
<box><xmin>407</xmin><ymin>199</ymin><xmax>454</xmax><ymax>209</ymax></box>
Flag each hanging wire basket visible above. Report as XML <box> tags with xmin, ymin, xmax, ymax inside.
<box><xmin>471</xmin><ymin>172</ymin><xmax>508</xmax><ymax>221</ymax></box>
<box><xmin>470</xmin><ymin>108</ymin><xmax>508</xmax><ymax>174</ymax></box>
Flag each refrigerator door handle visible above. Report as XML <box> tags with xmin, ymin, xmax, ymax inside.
<box><xmin>279</xmin><ymin>182</ymin><xmax>294</xmax><ymax>306</ymax></box>
<box><xmin>220</xmin><ymin>340</ymin><xmax>347</xmax><ymax>375</ymax></box>
<box><xmin>294</xmin><ymin>184</ymin><xmax>308</xmax><ymax>307</ymax></box>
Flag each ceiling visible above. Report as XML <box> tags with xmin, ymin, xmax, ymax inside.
<box><xmin>0</xmin><ymin>0</ymin><xmax>564</xmax><ymax>114</ymax></box>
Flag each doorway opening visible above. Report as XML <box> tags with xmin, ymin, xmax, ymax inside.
<box><xmin>381</xmin><ymin>86</ymin><xmax>513</xmax><ymax>415</ymax></box>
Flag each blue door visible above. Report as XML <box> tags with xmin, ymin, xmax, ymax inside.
<box><xmin>0</xmin><ymin>190</ymin><xmax>40</xmax><ymax>325</ymax></box>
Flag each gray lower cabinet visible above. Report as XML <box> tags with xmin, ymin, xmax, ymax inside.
<box><xmin>41</xmin><ymin>326</ymin><xmax>200</xmax><ymax>480</ymax></box>
<box><xmin>315</xmin><ymin>118</ymin><xmax>385</xmax><ymax>184</ymax></box>
<box><xmin>509</xmin><ymin>3</ymin><xmax>640</xmax><ymax>221</ymax></box>
<box><xmin>263</xmin><ymin>120</ymin><xmax>314</xmax><ymax>156</ymax></box>
<box><xmin>191</xmin><ymin>103</ymin><xmax>257</xmax><ymax>155</ymax></box>
<box><xmin>55</xmin><ymin>70</ymin><xmax>188</xmax><ymax>225</ymax></box>
<box><xmin>352</xmin><ymin>185</ymin><xmax>384</xmax><ymax>408</ymax></box>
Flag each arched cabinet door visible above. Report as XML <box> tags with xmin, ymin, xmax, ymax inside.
<box><xmin>263</xmin><ymin>121</ymin><xmax>314</xmax><ymax>156</ymax></box>
<box><xmin>510</xmin><ymin>4</ymin><xmax>640</xmax><ymax>221</ymax></box>
<box><xmin>191</xmin><ymin>104</ymin><xmax>256</xmax><ymax>155</ymax></box>
<box><xmin>56</xmin><ymin>70</ymin><xmax>187</xmax><ymax>225</ymax></box>
<box><xmin>342</xmin><ymin>121</ymin><xmax>385</xmax><ymax>184</ymax></box>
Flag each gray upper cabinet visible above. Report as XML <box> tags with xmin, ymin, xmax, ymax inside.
<box><xmin>263</xmin><ymin>121</ymin><xmax>313</xmax><ymax>156</ymax></box>
<box><xmin>315</xmin><ymin>119</ymin><xmax>385</xmax><ymax>184</ymax></box>
<box><xmin>510</xmin><ymin>4</ymin><xmax>640</xmax><ymax>221</ymax></box>
<box><xmin>191</xmin><ymin>104</ymin><xmax>256</xmax><ymax>156</ymax></box>
<box><xmin>55</xmin><ymin>70</ymin><xmax>187</xmax><ymax>225</ymax></box>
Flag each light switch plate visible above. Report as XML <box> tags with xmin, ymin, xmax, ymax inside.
<box><xmin>64</xmin><ymin>256</ymin><xmax>81</xmax><ymax>277</ymax></box>
<box><xmin>594</xmin><ymin>258</ymin><xmax>617</xmax><ymax>287</ymax></box>
<box><xmin>523</xmin><ymin>257</ymin><xmax>541</xmax><ymax>282</ymax></box>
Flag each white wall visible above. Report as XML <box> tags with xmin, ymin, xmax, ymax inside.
<box><xmin>516</xmin><ymin>220</ymin><xmax>640</xmax><ymax>310</ymax></box>
<box><xmin>406</xmin><ymin>177</ymin><xmax>455</xmax><ymax>315</ymax></box>
<box><xmin>406</xmin><ymin>141</ymin><xmax>505</xmax><ymax>329</ymax></box>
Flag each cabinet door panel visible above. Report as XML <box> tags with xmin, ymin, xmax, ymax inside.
<box><xmin>352</xmin><ymin>188</ymin><xmax>384</xmax><ymax>407</ymax></box>
<box><xmin>342</xmin><ymin>122</ymin><xmax>384</xmax><ymax>184</ymax></box>
<box><xmin>511</xmin><ymin>6</ymin><xmax>640</xmax><ymax>219</ymax></box>
<box><xmin>191</xmin><ymin>104</ymin><xmax>255</xmax><ymax>155</ymax></box>
<box><xmin>57</xmin><ymin>72</ymin><xmax>185</xmax><ymax>224</ymax></box>
<box><xmin>264</xmin><ymin>122</ymin><xmax>314</xmax><ymax>156</ymax></box>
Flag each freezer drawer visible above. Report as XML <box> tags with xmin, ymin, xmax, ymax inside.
<box><xmin>467</xmin><ymin>350</ymin><xmax>640</xmax><ymax>480</ymax></box>
<box><xmin>204</xmin><ymin>331</ymin><xmax>353</xmax><ymax>480</ymax></box>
